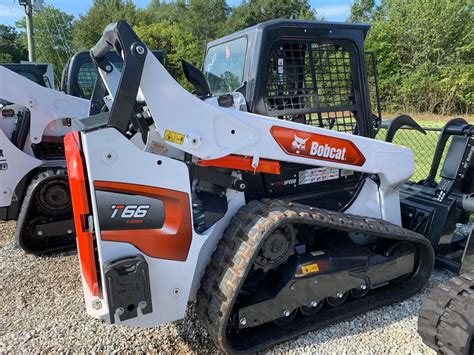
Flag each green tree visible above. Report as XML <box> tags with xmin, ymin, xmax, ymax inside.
<box><xmin>16</xmin><ymin>6</ymin><xmax>75</xmax><ymax>83</ymax></box>
<box><xmin>348</xmin><ymin>0</ymin><xmax>375</xmax><ymax>22</ymax></box>
<box><xmin>365</xmin><ymin>0</ymin><xmax>473</xmax><ymax>114</ymax></box>
<box><xmin>225</xmin><ymin>0</ymin><xmax>317</xmax><ymax>33</ymax></box>
<box><xmin>142</xmin><ymin>0</ymin><xmax>228</xmax><ymax>52</ymax></box>
<box><xmin>181</xmin><ymin>0</ymin><xmax>229</xmax><ymax>41</ymax></box>
<box><xmin>143</xmin><ymin>0</ymin><xmax>187</xmax><ymax>24</ymax></box>
<box><xmin>0</xmin><ymin>25</ymin><xmax>28</xmax><ymax>63</ymax></box>
<box><xmin>134</xmin><ymin>21</ymin><xmax>201</xmax><ymax>89</ymax></box>
<box><xmin>73</xmin><ymin>0</ymin><xmax>140</xmax><ymax>50</ymax></box>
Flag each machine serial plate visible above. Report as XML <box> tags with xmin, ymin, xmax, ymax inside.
<box><xmin>298</xmin><ymin>167</ymin><xmax>339</xmax><ymax>185</ymax></box>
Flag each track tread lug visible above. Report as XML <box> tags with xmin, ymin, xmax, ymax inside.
<box><xmin>418</xmin><ymin>271</ymin><xmax>474</xmax><ymax>353</ymax></box>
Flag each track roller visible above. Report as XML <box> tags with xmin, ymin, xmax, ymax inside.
<box><xmin>327</xmin><ymin>291</ymin><xmax>349</xmax><ymax>307</ymax></box>
<box><xmin>300</xmin><ymin>299</ymin><xmax>324</xmax><ymax>316</ymax></box>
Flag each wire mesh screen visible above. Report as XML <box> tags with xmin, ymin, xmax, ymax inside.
<box><xmin>265</xmin><ymin>41</ymin><xmax>359</xmax><ymax>134</ymax></box>
<box><xmin>77</xmin><ymin>62</ymin><xmax>97</xmax><ymax>98</ymax></box>
<box><xmin>76</xmin><ymin>61</ymin><xmax>124</xmax><ymax>99</ymax></box>
<box><xmin>376</xmin><ymin>125</ymin><xmax>448</xmax><ymax>182</ymax></box>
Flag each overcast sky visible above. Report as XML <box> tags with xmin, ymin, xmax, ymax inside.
<box><xmin>0</xmin><ymin>0</ymin><xmax>357</xmax><ymax>27</ymax></box>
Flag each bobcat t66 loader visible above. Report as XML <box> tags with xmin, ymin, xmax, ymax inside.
<box><xmin>60</xmin><ymin>19</ymin><xmax>472</xmax><ymax>353</ymax></box>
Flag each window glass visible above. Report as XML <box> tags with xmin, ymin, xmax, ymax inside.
<box><xmin>203</xmin><ymin>36</ymin><xmax>247</xmax><ymax>94</ymax></box>
<box><xmin>19</xmin><ymin>71</ymin><xmax>40</xmax><ymax>83</ymax></box>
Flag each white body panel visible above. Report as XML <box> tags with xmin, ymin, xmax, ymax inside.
<box><xmin>0</xmin><ymin>67</ymin><xmax>89</xmax><ymax>144</ymax></box>
<box><xmin>0</xmin><ymin>130</ymin><xmax>42</xmax><ymax>206</ymax></box>
<box><xmin>0</xmin><ymin>67</ymin><xmax>90</xmax><ymax>208</ymax></box>
<box><xmin>77</xmin><ymin>47</ymin><xmax>416</xmax><ymax>327</ymax></box>
<box><xmin>81</xmin><ymin>128</ymin><xmax>246</xmax><ymax>324</ymax></box>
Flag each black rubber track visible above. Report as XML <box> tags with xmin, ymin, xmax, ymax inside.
<box><xmin>16</xmin><ymin>168</ymin><xmax>75</xmax><ymax>254</ymax></box>
<box><xmin>196</xmin><ymin>199</ymin><xmax>435</xmax><ymax>353</ymax></box>
<box><xmin>419</xmin><ymin>271</ymin><xmax>474</xmax><ymax>354</ymax></box>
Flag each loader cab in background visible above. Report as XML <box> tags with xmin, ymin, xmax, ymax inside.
<box><xmin>0</xmin><ymin>63</ymin><xmax>54</xmax><ymax>89</ymax></box>
<box><xmin>61</xmin><ymin>50</ymin><xmax>165</xmax><ymax>99</ymax></box>
<box><xmin>190</xmin><ymin>20</ymin><xmax>379</xmax><ymax>212</ymax></box>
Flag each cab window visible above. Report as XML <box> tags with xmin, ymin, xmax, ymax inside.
<box><xmin>203</xmin><ymin>36</ymin><xmax>247</xmax><ymax>95</ymax></box>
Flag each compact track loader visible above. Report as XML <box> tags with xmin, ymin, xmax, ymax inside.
<box><xmin>0</xmin><ymin>52</ymin><xmax>163</xmax><ymax>254</ymax></box>
<box><xmin>0</xmin><ymin>64</ymin><xmax>90</xmax><ymax>253</ymax></box>
<box><xmin>61</xmin><ymin>20</ymin><xmax>448</xmax><ymax>353</ymax></box>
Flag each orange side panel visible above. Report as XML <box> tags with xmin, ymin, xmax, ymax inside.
<box><xmin>198</xmin><ymin>155</ymin><xmax>281</xmax><ymax>175</ymax></box>
<box><xmin>94</xmin><ymin>181</ymin><xmax>192</xmax><ymax>261</ymax></box>
<box><xmin>64</xmin><ymin>131</ymin><xmax>99</xmax><ymax>297</ymax></box>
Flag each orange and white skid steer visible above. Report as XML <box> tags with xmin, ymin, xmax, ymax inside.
<box><xmin>65</xmin><ymin>21</ymin><xmax>435</xmax><ymax>353</ymax></box>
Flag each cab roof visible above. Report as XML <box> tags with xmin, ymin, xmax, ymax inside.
<box><xmin>207</xmin><ymin>19</ymin><xmax>371</xmax><ymax>49</ymax></box>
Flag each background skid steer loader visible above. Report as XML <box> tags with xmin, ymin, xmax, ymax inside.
<box><xmin>381</xmin><ymin>114</ymin><xmax>473</xmax><ymax>354</ymax></box>
<box><xmin>0</xmin><ymin>51</ymin><xmax>164</xmax><ymax>254</ymax></box>
<box><xmin>0</xmin><ymin>65</ymin><xmax>89</xmax><ymax>254</ymax></box>
<box><xmin>64</xmin><ymin>20</ymin><xmax>437</xmax><ymax>353</ymax></box>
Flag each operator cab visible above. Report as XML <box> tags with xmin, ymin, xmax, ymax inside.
<box><xmin>201</xmin><ymin>20</ymin><xmax>377</xmax><ymax>138</ymax></box>
<box><xmin>190</xmin><ymin>20</ymin><xmax>379</xmax><ymax>211</ymax></box>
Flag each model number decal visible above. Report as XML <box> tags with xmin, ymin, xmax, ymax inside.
<box><xmin>110</xmin><ymin>204</ymin><xmax>150</xmax><ymax>219</ymax></box>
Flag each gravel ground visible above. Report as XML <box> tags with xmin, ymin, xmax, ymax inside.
<box><xmin>0</xmin><ymin>220</ymin><xmax>451</xmax><ymax>353</ymax></box>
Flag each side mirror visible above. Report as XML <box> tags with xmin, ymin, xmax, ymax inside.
<box><xmin>181</xmin><ymin>59</ymin><xmax>211</xmax><ymax>98</ymax></box>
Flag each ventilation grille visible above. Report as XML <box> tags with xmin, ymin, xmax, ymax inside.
<box><xmin>32</xmin><ymin>142</ymin><xmax>65</xmax><ymax>160</ymax></box>
<box><xmin>265</xmin><ymin>42</ymin><xmax>358</xmax><ymax>134</ymax></box>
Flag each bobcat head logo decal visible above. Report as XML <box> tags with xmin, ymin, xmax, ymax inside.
<box><xmin>291</xmin><ymin>134</ymin><xmax>308</xmax><ymax>154</ymax></box>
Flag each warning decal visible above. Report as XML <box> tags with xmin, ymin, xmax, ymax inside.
<box><xmin>301</xmin><ymin>263</ymin><xmax>320</xmax><ymax>275</ymax></box>
<box><xmin>299</xmin><ymin>167</ymin><xmax>339</xmax><ymax>185</ymax></box>
<box><xmin>164</xmin><ymin>130</ymin><xmax>185</xmax><ymax>145</ymax></box>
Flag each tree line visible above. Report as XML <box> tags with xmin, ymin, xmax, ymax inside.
<box><xmin>1</xmin><ymin>0</ymin><xmax>472</xmax><ymax>115</ymax></box>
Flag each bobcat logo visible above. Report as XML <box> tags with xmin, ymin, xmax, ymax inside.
<box><xmin>291</xmin><ymin>134</ymin><xmax>308</xmax><ymax>154</ymax></box>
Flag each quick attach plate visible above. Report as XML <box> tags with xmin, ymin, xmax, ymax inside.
<box><xmin>104</xmin><ymin>254</ymin><xmax>153</xmax><ymax>323</ymax></box>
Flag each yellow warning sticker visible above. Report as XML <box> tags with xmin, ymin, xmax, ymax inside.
<box><xmin>301</xmin><ymin>263</ymin><xmax>319</xmax><ymax>275</ymax></box>
<box><xmin>164</xmin><ymin>130</ymin><xmax>185</xmax><ymax>145</ymax></box>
